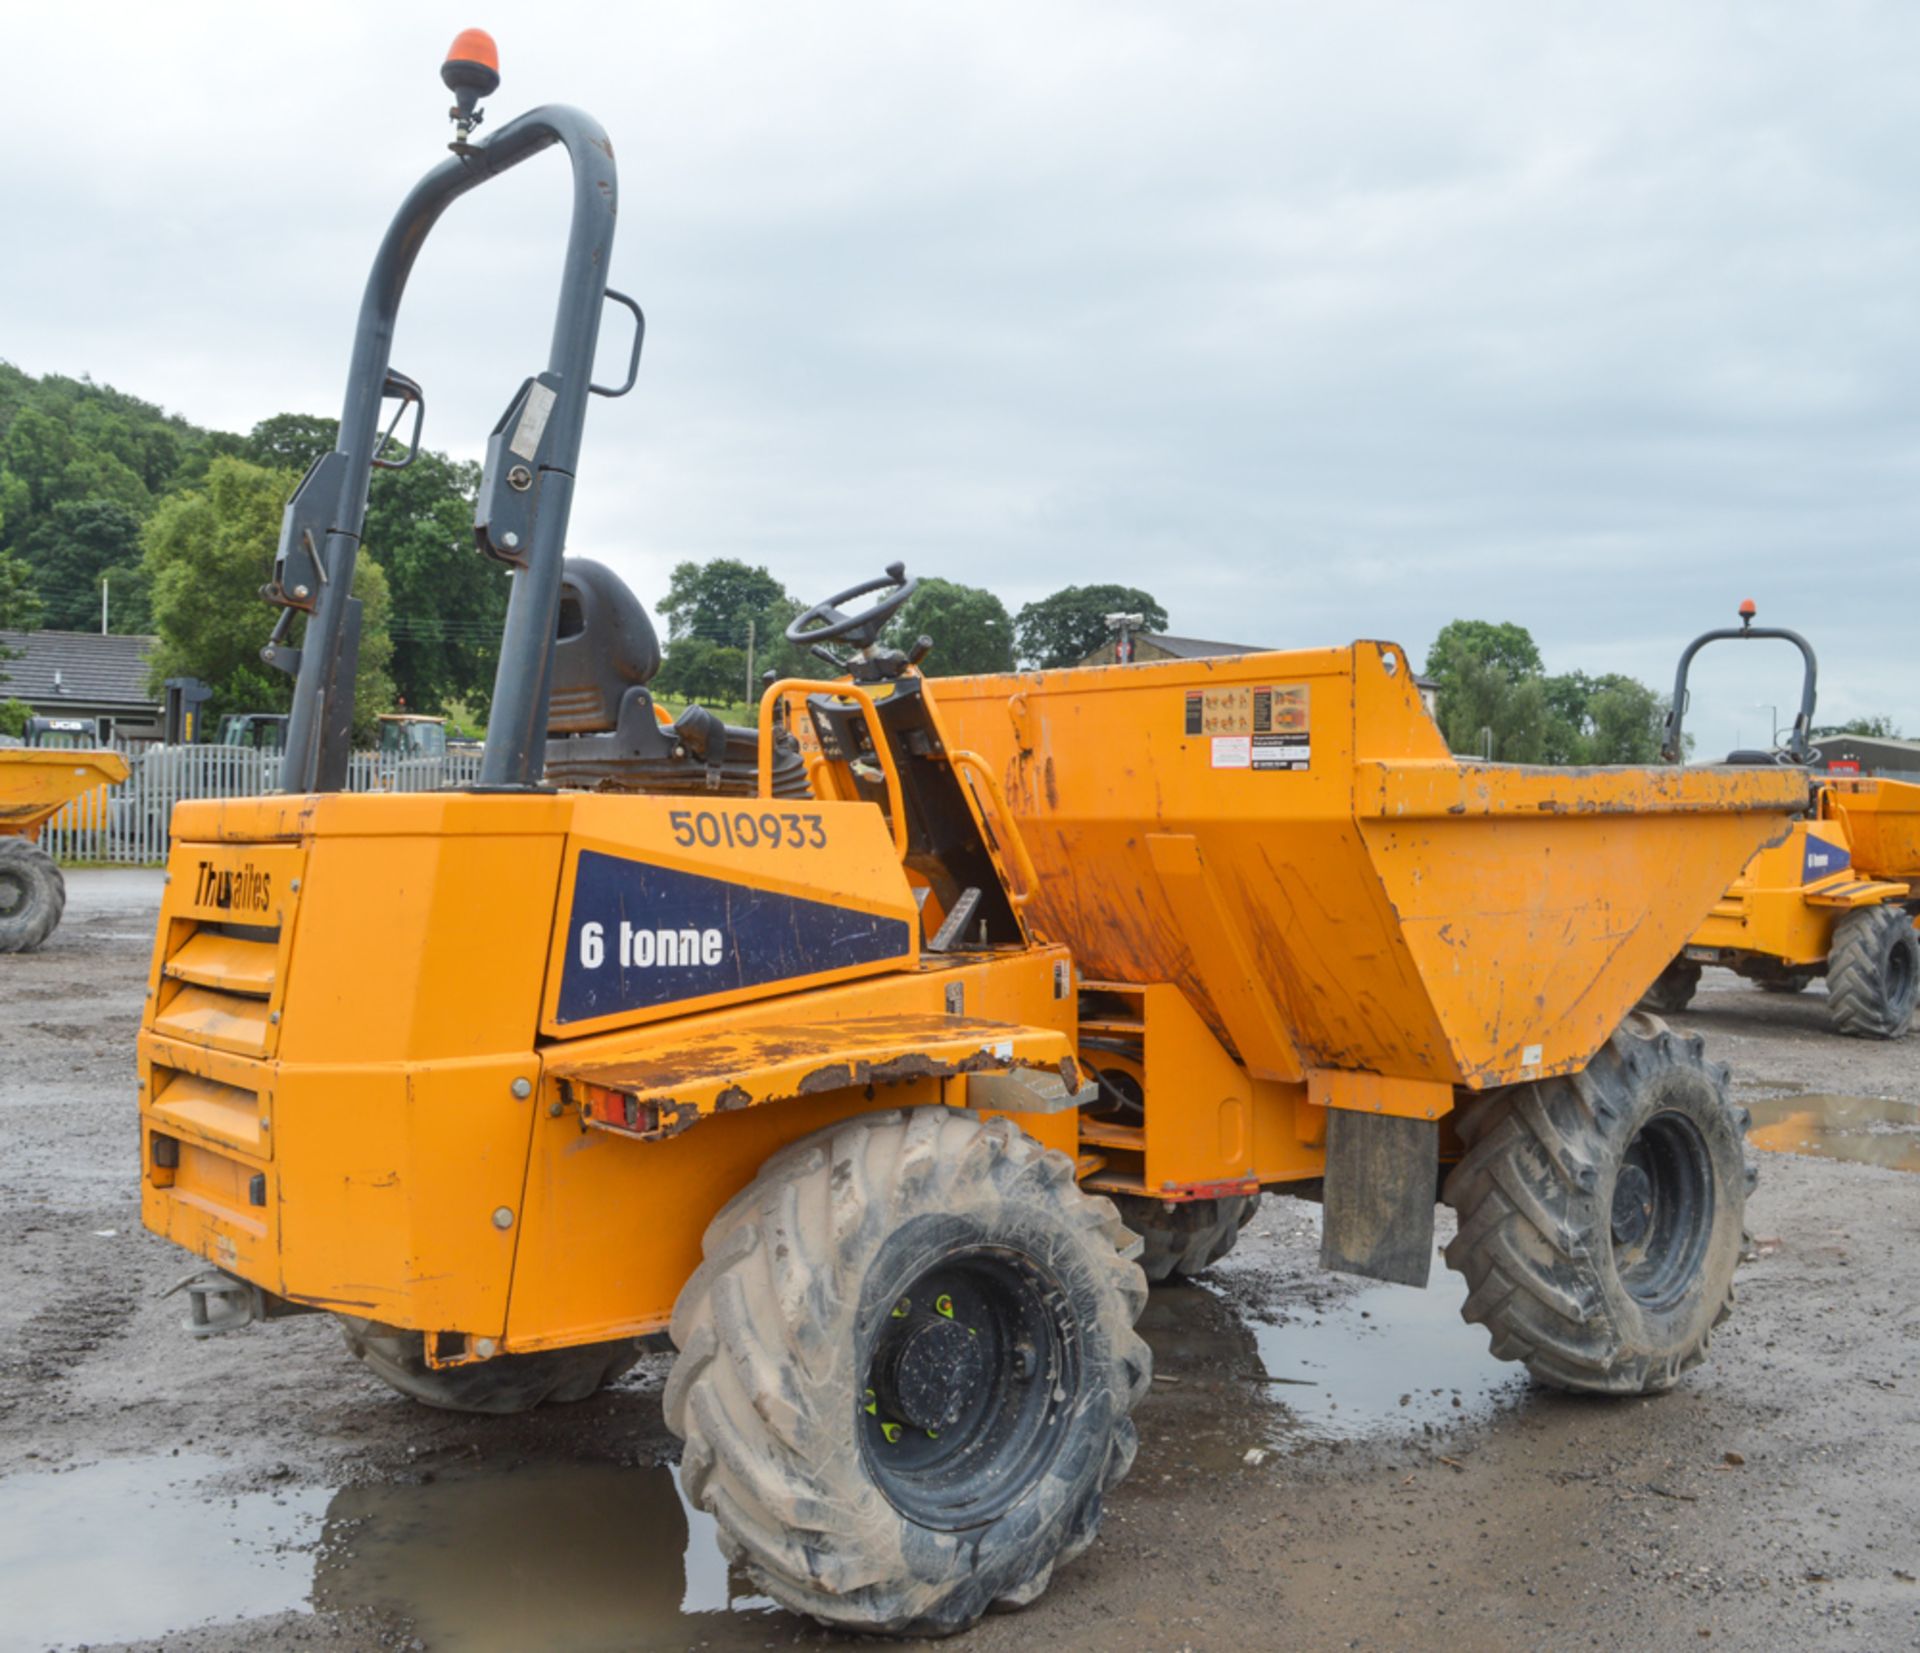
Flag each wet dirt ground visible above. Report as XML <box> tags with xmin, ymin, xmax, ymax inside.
<box><xmin>3</xmin><ymin>873</ymin><xmax>1918</xmax><ymax>1652</ymax></box>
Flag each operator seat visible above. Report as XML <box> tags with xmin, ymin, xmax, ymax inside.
<box><xmin>542</xmin><ymin>558</ymin><xmax>808</xmax><ymax>797</ymax></box>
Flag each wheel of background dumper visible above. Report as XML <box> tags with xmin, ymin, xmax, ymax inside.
<box><xmin>337</xmin><ymin>1317</ymin><xmax>645</xmax><ymax>1414</ymax></box>
<box><xmin>663</xmin><ymin>1106</ymin><xmax>1151</xmax><ymax>1636</ymax></box>
<box><xmin>0</xmin><ymin>839</ymin><xmax>65</xmax><ymax>953</ymax></box>
<box><xmin>1638</xmin><ymin>957</ymin><xmax>1701</xmax><ymax>1014</ymax></box>
<box><xmin>1442</xmin><ymin>1013</ymin><xmax>1750</xmax><ymax>1394</ymax></box>
<box><xmin>1114</xmin><ymin>1192</ymin><xmax>1263</xmax><ymax>1283</ymax></box>
<box><xmin>1753</xmin><ymin>970</ymin><xmax>1814</xmax><ymax>995</ymax></box>
<box><xmin>1825</xmin><ymin>904</ymin><xmax>1920</xmax><ymax>1039</ymax></box>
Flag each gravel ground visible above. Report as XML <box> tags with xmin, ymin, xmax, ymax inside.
<box><xmin>2</xmin><ymin>873</ymin><xmax>1917</xmax><ymax>1652</ymax></box>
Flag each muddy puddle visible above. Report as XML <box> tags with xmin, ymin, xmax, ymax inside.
<box><xmin>0</xmin><ymin>1455</ymin><xmax>775</xmax><ymax>1653</ymax></box>
<box><xmin>1748</xmin><ymin>1092</ymin><xmax>1920</xmax><ymax>1174</ymax></box>
<box><xmin>1138</xmin><ymin>1244</ymin><xmax>1525</xmax><ymax>1469</ymax></box>
<box><xmin>2</xmin><ymin>1250</ymin><xmax>1521</xmax><ymax>1650</ymax></box>
<box><xmin>0</xmin><ymin>1454</ymin><xmax>328</xmax><ymax>1652</ymax></box>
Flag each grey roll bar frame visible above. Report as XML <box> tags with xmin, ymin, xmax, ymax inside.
<box><xmin>1660</xmin><ymin>612</ymin><xmax>1819</xmax><ymax>765</ymax></box>
<box><xmin>276</xmin><ymin>104</ymin><xmax>620</xmax><ymax>793</ymax></box>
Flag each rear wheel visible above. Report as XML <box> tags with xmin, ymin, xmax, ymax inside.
<box><xmin>1639</xmin><ymin>957</ymin><xmax>1700</xmax><ymax>1014</ymax></box>
<box><xmin>1443</xmin><ymin>1014</ymin><xmax>1749</xmax><ymax>1394</ymax></box>
<box><xmin>338</xmin><ymin>1318</ymin><xmax>644</xmax><ymax>1413</ymax></box>
<box><xmin>0</xmin><ymin>839</ymin><xmax>65</xmax><ymax>953</ymax></box>
<box><xmin>1114</xmin><ymin>1192</ymin><xmax>1262</xmax><ymax>1283</ymax></box>
<box><xmin>664</xmin><ymin>1106</ymin><xmax>1149</xmax><ymax>1636</ymax></box>
<box><xmin>1826</xmin><ymin>904</ymin><xmax>1920</xmax><ymax>1039</ymax></box>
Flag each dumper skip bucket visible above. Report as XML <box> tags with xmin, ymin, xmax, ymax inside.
<box><xmin>932</xmin><ymin>642</ymin><xmax>1805</xmax><ymax>1091</ymax></box>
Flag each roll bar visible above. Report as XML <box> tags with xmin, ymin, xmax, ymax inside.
<box><xmin>272</xmin><ymin>95</ymin><xmax>627</xmax><ymax>793</ymax></box>
<box><xmin>1661</xmin><ymin>601</ymin><xmax>1818</xmax><ymax>765</ymax></box>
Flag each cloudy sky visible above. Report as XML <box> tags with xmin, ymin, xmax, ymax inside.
<box><xmin>5</xmin><ymin>2</ymin><xmax>1916</xmax><ymax>753</ymax></box>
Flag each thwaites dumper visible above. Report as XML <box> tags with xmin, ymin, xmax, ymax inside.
<box><xmin>0</xmin><ymin>743</ymin><xmax>127</xmax><ymax>951</ymax></box>
<box><xmin>1641</xmin><ymin>603</ymin><xmax>1920</xmax><ymax>1037</ymax></box>
<box><xmin>141</xmin><ymin>37</ymin><xmax>1805</xmax><ymax>1636</ymax></box>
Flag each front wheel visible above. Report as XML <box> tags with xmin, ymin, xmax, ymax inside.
<box><xmin>1639</xmin><ymin>957</ymin><xmax>1701</xmax><ymax>1014</ymax></box>
<box><xmin>338</xmin><ymin>1318</ymin><xmax>644</xmax><ymax>1413</ymax></box>
<box><xmin>0</xmin><ymin>839</ymin><xmax>65</xmax><ymax>953</ymax></box>
<box><xmin>664</xmin><ymin>1107</ymin><xmax>1150</xmax><ymax>1636</ymax></box>
<box><xmin>1443</xmin><ymin>1015</ymin><xmax>1750</xmax><ymax>1394</ymax></box>
<box><xmin>1826</xmin><ymin>904</ymin><xmax>1920</xmax><ymax>1039</ymax></box>
<box><xmin>1114</xmin><ymin>1192</ymin><xmax>1262</xmax><ymax>1283</ymax></box>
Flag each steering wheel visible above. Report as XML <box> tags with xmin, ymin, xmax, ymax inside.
<box><xmin>785</xmin><ymin>562</ymin><xmax>918</xmax><ymax>651</ymax></box>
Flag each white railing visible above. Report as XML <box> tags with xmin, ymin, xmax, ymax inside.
<box><xmin>33</xmin><ymin>741</ymin><xmax>488</xmax><ymax>866</ymax></box>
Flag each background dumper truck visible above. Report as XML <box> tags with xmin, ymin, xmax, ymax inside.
<box><xmin>0</xmin><ymin>742</ymin><xmax>127</xmax><ymax>950</ymax></box>
<box><xmin>137</xmin><ymin>33</ymin><xmax>1807</xmax><ymax>1636</ymax></box>
<box><xmin>1643</xmin><ymin>602</ymin><xmax>1920</xmax><ymax>1037</ymax></box>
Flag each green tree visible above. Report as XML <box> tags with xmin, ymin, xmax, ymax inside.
<box><xmin>653</xmin><ymin>637</ymin><xmax>750</xmax><ymax>705</ymax></box>
<box><xmin>658</xmin><ymin>558</ymin><xmax>786</xmax><ymax>644</ymax></box>
<box><xmin>1425</xmin><ymin>620</ymin><xmax>1665</xmax><ymax>763</ymax></box>
<box><xmin>654</xmin><ymin>559</ymin><xmax>831</xmax><ymax>694</ymax></box>
<box><xmin>0</xmin><ymin>547</ymin><xmax>42</xmax><ymax>630</ymax></box>
<box><xmin>1578</xmin><ymin>674</ymin><xmax>1664</xmax><ymax>764</ymax></box>
<box><xmin>0</xmin><ymin>697</ymin><xmax>30</xmax><ymax>738</ymax></box>
<box><xmin>1013</xmin><ymin>585</ymin><xmax>1168</xmax><ymax>669</ymax></box>
<box><xmin>1425</xmin><ymin>619</ymin><xmax>1543</xmax><ymax>692</ymax></box>
<box><xmin>240</xmin><ymin>413</ymin><xmax>506</xmax><ymax>717</ymax></box>
<box><xmin>241</xmin><ymin>412</ymin><xmax>337</xmax><ymax>473</ymax></box>
<box><xmin>0</xmin><ymin>405</ymin><xmax>75</xmax><ymax>520</ymax></box>
<box><xmin>18</xmin><ymin>499</ymin><xmax>144</xmax><ymax>631</ymax></box>
<box><xmin>886</xmin><ymin>577</ymin><xmax>1015</xmax><ymax>676</ymax></box>
<box><xmin>1821</xmin><ymin>715</ymin><xmax>1904</xmax><ymax>739</ymax></box>
<box><xmin>143</xmin><ymin>456</ymin><xmax>394</xmax><ymax>735</ymax></box>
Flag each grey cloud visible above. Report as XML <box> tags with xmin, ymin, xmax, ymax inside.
<box><xmin>4</xmin><ymin>1</ymin><xmax>1916</xmax><ymax>751</ymax></box>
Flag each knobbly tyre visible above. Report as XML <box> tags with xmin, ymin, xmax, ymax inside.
<box><xmin>1638</xmin><ymin>601</ymin><xmax>1920</xmax><ymax>1037</ymax></box>
<box><xmin>140</xmin><ymin>32</ymin><xmax>1806</xmax><ymax>1636</ymax></box>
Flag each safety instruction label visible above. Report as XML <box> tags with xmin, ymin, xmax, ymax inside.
<box><xmin>1189</xmin><ymin>684</ymin><xmax>1310</xmax><ymax>771</ymax></box>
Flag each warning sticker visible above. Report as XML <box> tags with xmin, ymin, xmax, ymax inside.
<box><xmin>1253</xmin><ymin>733</ymin><xmax>1309</xmax><ymax>770</ymax></box>
<box><xmin>1191</xmin><ymin>684</ymin><xmax>1310</xmax><ymax>771</ymax></box>
<box><xmin>1211</xmin><ymin>735</ymin><xmax>1252</xmax><ymax>769</ymax></box>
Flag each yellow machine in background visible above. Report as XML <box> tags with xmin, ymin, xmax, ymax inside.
<box><xmin>0</xmin><ymin>744</ymin><xmax>127</xmax><ymax>952</ymax></box>
<box><xmin>138</xmin><ymin>34</ymin><xmax>1807</xmax><ymax>1639</ymax></box>
<box><xmin>1643</xmin><ymin>603</ymin><xmax>1920</xmax><ymax>1037</ymax></box>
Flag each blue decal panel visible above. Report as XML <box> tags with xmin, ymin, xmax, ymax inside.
<box><xmin>557</xmin><ymin>850</ymin><xmax>913</xmax><ymax>1024</ymax></box>
<box><xmin>1802</xmin><ymin>833</ymin><xmax>1850</xmax><ymax>883</ymax></box>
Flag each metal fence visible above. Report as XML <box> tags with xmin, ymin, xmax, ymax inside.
<box><xmin>35</xmin><ymin>742</ymin><xmax>488</xmax><ymax>865</ymax></box>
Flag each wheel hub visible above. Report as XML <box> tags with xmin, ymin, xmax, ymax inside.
<box><xmin>0</xmin><ymin>872</ymin><xmax>23</xmax><ymax>919</ymax></box>
<box><xmin>877</xmin><ymin>1315</ymin><xmax>986</xmax><ymax>1432</ymax></box>
<box><xmin>859</xmin><ymin>1248</ymin><xmax>1077</xmax><ymax>1531</ymax></box>
<box><xmin>1611</xmin><ymin>1161</ymin><xmax>1655</xmax><ymax>1246</ymax></box>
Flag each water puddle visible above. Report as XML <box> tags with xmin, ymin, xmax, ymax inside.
<box><xmin>0</xmin><ymin>1454</ymin><xmax>328</xmax><ymax>1653</ymax></box>
<box><xmin>0</xmin><ymin>1456</ymin><xmax>775</xmax><ymax>1653</ymax></box>
<box><xmin>3</xmin><ymin>1252</ymin><xmax>1529</xmax><ymax>1648</ymax></box>
<box><xmin>1748</xmin><ymin>1092</ymin><xmax>1920</xmax><ymax>1174</ymax></box>
<box><xmin>1140</xmin><ymin>1245</ymin><xmax>1524</xmax><ymax>1465</ymax></box>
<box><xmin>315</xmin><ymin>1462</ymin><xmax>777</xmax><ymax>1652</ymax></box>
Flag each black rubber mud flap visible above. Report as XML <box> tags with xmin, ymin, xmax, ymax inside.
<box><xmin>1319</xmin><ymin>1109</ymin><xmax>1437</xmax><ymax>1286</ymax></box>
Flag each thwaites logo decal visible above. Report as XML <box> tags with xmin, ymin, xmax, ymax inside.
<box><xmin>192</xmin><ymin>859</ymin><xmax>273</xmax><ymax>916</ymax></box>
<box><xmin>556</xmin><ymin>849</ymin><xmax>912</xmax><ymax>1023</ymax></box>
<box><xmin>1803</xmin><ymin>834</ymin><xmax>1850</xmax><ymax>882</ymax></box>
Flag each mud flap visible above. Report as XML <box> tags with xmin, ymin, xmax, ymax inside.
<box><xmin>1319</xmin><ymin>1110</ymin><xmax>1436</xmax><ymax>1287</ymax></box>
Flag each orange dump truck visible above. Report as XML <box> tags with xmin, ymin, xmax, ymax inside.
<box><xmin>0</xmin><ymin>747</ymin><xmax>128</xmax><ymax>951</ymax></box>
<box><xmin>137</xmin><ymin>29</ymin><xmax>1809</xmax><ymax>1640</ymax></box>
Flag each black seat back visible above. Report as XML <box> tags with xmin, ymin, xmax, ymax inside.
<box><xmin>548</xmin><ymin>557</ymin><xmax>662</xmax><ymax>734</ymax></box>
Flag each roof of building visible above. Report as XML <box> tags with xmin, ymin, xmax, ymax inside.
<box><xmin>0</xmin><ymin>630</ymin><xmax>159</xmax><ymax>710</ymax></box>
<box><xmin>1139</xmin><ymin>633</ymin><xmax>1264</xmax><ymax>658</ymax></box>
